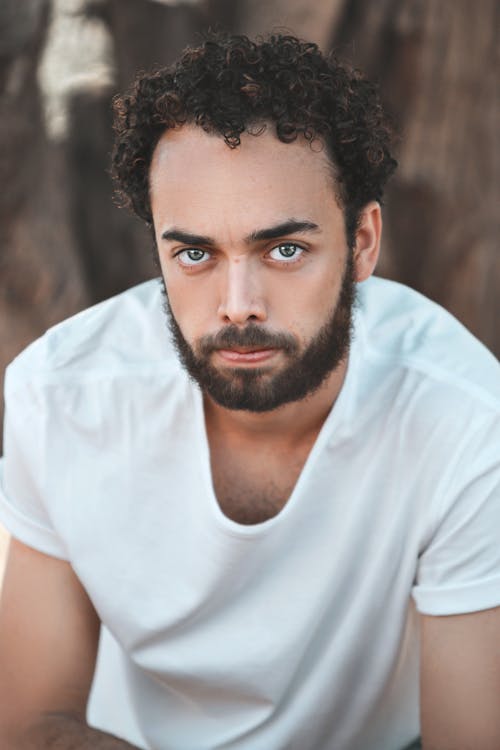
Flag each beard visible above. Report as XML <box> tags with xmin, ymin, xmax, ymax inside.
<box><xmin>160</xmin><ymin>252</ymin><xmax>357</xmax><ymax>413</ymax></box>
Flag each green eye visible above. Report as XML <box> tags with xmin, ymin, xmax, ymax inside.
<box><xmin>187</xmin><ymin>249</ymin><xmax>205</xmax><ymax>261</ymax></box>
<box><xmin>177</xmin><ymin>248</ymin><xmax>210</xmax><ymax>266</ymax></box>
<box><xmin>268</xmin><ymin>243</ymin><xmax>304</xmax><ymax>262</ymax></box>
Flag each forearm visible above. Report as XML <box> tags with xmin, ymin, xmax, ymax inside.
<box><xmin>17</xmin><ymin>713</ymin><xmax>142</xmax><ymax>749</ymax></box>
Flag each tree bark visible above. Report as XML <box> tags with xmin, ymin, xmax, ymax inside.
<box><xmin>331</xmin><ymin>0</ymin><xmax>499</xmax><ymax>354</ymax></box>
<box><xmin>0</xmin><ymin>0</ymin><xmax>89</xmax><ymax>450</ymax></box>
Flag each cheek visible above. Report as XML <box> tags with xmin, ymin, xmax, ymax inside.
<box><xmin>164</xmin><ymin>277</ymin><xmax>216</xmax><ymax>340</ymax></box>
<box><xmin>277</xmin><ymin>262</ymin><xmax>341</xmax><ymax>328</ymax></box>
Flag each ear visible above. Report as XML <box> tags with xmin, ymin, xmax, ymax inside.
<box><xmin>353</xmin><ymin>201</ymin><xmax>382</xmax><ymax>282</ymax></box>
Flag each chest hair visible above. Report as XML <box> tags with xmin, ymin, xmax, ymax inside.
<box><xmin>210</xmin><ymin>446</ymin><xmax>308</xmax><ymax>525</ymax></box>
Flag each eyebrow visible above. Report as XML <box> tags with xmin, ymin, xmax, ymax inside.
<box><xmin>246</xmin><ymin>220</ymin><xmax>319</xmax><ymax>243</ymax></box>
<box><xmin>161</xmin><ymin>219</ymin><xmax>320</xmax><ymax>247</ymax></box>
<box><xmin>161</xmin><ymin>229</ymin><xmax>217</xmax><ymax>246</ymax></box>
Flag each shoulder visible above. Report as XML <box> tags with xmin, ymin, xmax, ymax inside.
<box><xmin>350</xmin><ymin>279</ymin><xmax>499</xmax><ymax>554</ymax></box>
<box><xmin>5</xmin><ymin>279</ymin><xmax>178</xmax><ymax>397</ymax></box>
<box><xmin>351</xmin><ymin>277</ymin><xmax>499</xmax><ymax>492</ymax></box>
<box><xmin>355</xmin><ymin>276</ymin><xmax>500</xmax><ymax>414</ymax></box>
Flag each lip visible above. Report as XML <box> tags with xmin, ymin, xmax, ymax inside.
<box><xmin>216</xmin><ymin>348</ymin><xmax>278</xmax><ymax>364</ymax></box>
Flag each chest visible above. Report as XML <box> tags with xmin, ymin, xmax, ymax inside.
<box><xmin>209</xmin><ymin>442</ymin><xmax>310</xmax><ymax>525</ymax></box>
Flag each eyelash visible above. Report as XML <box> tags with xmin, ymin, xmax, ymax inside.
<box><xmin>267</xmin><ymin>242</ymin><xmax>305</xmax><ymax>262</ymax></box>
<box><xmin>173</xmin><ymin>242</ymin><xmax>306</xmax><ymax>267</ymax></box>
<box><xmin>174</xmin><ymin>248</ymin><xmax>209</xmax><ymax>266</ymax></box>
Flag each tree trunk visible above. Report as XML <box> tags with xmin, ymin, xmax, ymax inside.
<box><xmin>0</xmin><ymin>0</ymin><xmax>89</xmax><ymax>450</ymax></box>
<box><xmin>331</xmin><ymin>0</ymin><xmax>499</xmax><ymax>353</ymax></box>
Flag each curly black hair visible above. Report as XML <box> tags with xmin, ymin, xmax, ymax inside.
<box><xmin>111</xmin><ymin>32</ymin><xmax>397</xmax><ymax>243</ymax></box>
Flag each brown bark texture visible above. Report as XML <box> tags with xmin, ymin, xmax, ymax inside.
<box><xmin>0</xmin><ymin>0</ymin><xmax>498</xmax><ymax>453</ymax></box>
<box><xmin>0</xmin><ymin>0</ymin><xmax>89</xmax><ymax>401</ymax></box>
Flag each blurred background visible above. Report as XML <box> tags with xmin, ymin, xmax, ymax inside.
<box><xmin>0</xmin><ymin>0</ymin><xmax>498</xmax><ymax>461</ymax></box>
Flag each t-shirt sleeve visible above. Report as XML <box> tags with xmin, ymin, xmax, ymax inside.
<box><xmin>0</xmin><ymin>360</ymin><xmax>68</xmax><ymax>560</ymax></box>
<box><xmin>412</xmin><ymin>414</ymin><xmax>500</xmax><ymax>615</ymax></box>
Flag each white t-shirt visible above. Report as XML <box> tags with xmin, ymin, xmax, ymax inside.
<box><xmin>1</xmin><ymin>276</ymin><xmax>499</xmax><ymax>750</ymax></box>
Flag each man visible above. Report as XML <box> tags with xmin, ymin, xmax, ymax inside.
<box><xmin>0</xmin><ymin>32</ymin><xmax>499</xmax><ymax>750</ymax></box>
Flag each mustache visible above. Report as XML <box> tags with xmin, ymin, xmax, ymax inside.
<box><xmin>197</xmin><ymin>325</ymin><xmax>299</xmax><ymax>356</ymax></box>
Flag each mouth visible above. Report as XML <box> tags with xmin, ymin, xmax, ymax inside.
<box><xmin>215</xmin><ymin>347</ymin><xmax>278</xmax><ymax>365</ymax></box>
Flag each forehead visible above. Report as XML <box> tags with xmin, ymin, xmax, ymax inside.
<box><xmin>149</xmin><ymin>124</ymin><xmax>339</xmax><ymax>234</ymax></box>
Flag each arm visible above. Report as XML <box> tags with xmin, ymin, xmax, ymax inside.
<box><xmin>0</xmin><ymin>538</ymin><xmax>141</xmax><ymax>749</ymax></box>
<box><xmin>419</xmin><ymin>607</ymin><xmax>500</xmax><ymax>750</ymax></box>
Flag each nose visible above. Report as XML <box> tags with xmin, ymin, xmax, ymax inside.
<box><xmin>217</xmin><ymin>257</ymin><xmax>266</xmax><ymax>325</ymax></box>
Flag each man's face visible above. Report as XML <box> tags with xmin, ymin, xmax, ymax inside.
<box><xmin>150</xmin><ymin>125</ymin><xmax>356</xmax><ymax>412</ymax></box>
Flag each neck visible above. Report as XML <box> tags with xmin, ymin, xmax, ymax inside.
<box><xmin>203</xmin><ymin>356</ymin><xmax>349</xmax><ymax>448</ymax></box>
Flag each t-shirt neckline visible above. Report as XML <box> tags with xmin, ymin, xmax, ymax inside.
<box><xmin>191</xmin><ymin>335</ymin><xmax>360</xmax><ymax>539</ymax></box>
